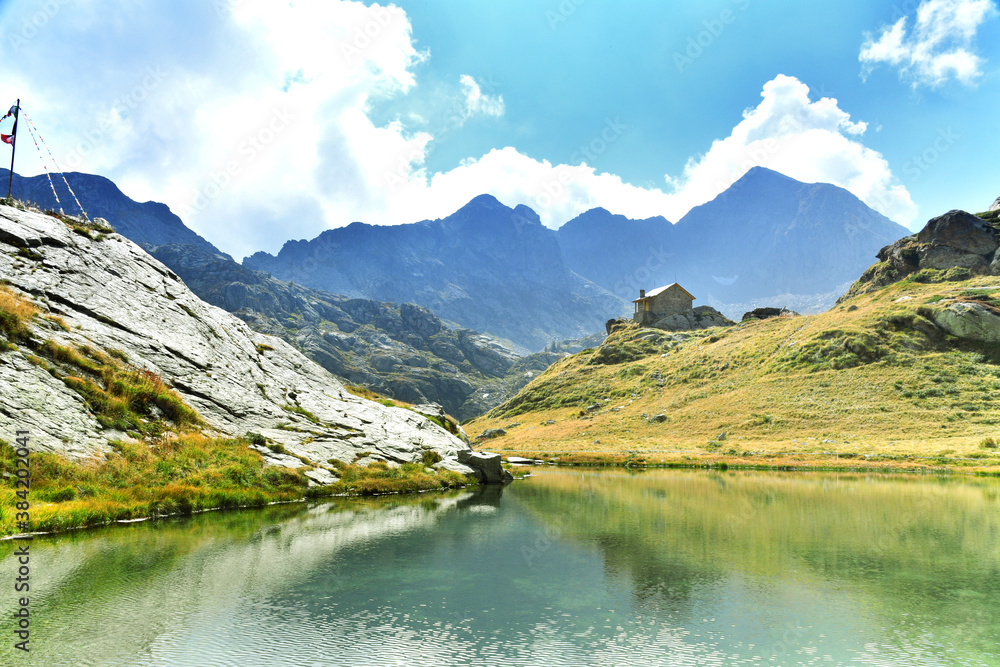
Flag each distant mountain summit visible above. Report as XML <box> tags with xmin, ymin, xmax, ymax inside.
<box><xmin>245</xmin><ymin>194</ymin><xmax>628</xmax><ymax>351</ymax></box>
<box><xmin>0</xmin><ymin>169</ymin><xmax>226</xmax><ymax>257</ymax></box>
<box><xmin>558</xmin><ymin>167</ymin><xmax>910</xmax><ymax>316</ymax></box>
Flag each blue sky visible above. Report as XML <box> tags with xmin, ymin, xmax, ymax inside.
<box><xmin>0</xmin><ymin>0</ymin><xmax>997</xmax><ymax>259</ymax></box>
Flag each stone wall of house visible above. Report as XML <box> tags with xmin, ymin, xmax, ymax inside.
<box><xmin>632</xmin><ymin>287</ymin><xmax>693</xmax><ymax>325</ymax></box>
<box><xmin>650</xmin><ymin>288</ymin><xmax>693</xmax><ymax>317</ymax></box>
<box><xmin>633</xmin><ymin>307</ymin><xmax>653</xmax><ymax>325</ymax></box>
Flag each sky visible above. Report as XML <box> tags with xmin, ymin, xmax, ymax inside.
<box><xmin>0</xmin><ymin>0</ymin><xmax>997</xmax><ymax>260</ymax></box>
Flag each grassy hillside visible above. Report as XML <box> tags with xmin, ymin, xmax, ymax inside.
<box><xmin>467</xmin><ymin>273</ymin><xmax>1000</xmax><ymax>473</ymax></box>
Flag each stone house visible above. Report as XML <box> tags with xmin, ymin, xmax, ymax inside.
<box><xmin>632</xmin><ymin>283</ymin><xmax>695</xmax><ymax>325</ymax></box>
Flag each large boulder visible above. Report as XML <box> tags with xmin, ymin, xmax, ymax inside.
<box><xmin>916</xmin><ymin>210</ymin><xmax>997</xmax><ymax>256</ymax></box>
<box><xmin>741</xmin><ymin>307</ymin><xmax>799</xmax><ymax>322</ymax></box>
<box><xmin>457</xmin><ymin>450</ymin><xmax>514</xmax><ymax>484</ymax></box>
<box><xmin>933</xmin><ymin>302</ymin><xmax>1000</xmax><ymax>343</ymax></box>
<box><xmin>650</xmin><ymin>306</ymin><xmax>734</xmax><ymax>332</ymax></box>
<box><xmin>917</xmin><ymin>244</ymin><xmax>991</xmax><ymax>273</ymax></box>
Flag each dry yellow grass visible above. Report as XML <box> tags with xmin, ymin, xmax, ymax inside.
<box><xmin>468</xmin><ymin>276</ymin><xmax>1000</xmax><ymax>473</ymax></box>
<box><xmin>0</xmin><ymin>284</ymin><xmax>38</xmax><ymax>340</ymax></box>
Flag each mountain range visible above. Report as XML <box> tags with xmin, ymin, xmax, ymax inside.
<box><xmin>4</xmin><ymin>171</ymin><xmax>585</xmax><ymax>419</ymax></box>
<box><xmin>247</xmin><ymin>168</ymin><xmax>910</xmax><ymax>347</ymax></box>
<box><xmin>0</xmin><ymin>169</ymin><xmax>223</xmax><ymax>256</ymax></box>
<box><xmin>6</xmin><ymin>167</ymin><xmax>913</xmax><ymax>417</ymax></box>
<box><xmin>244</xmin><ymin>195</ymin><xmax>626</xmax><ymax>351</ymax></box>
<box><xmin>556</xmin><ymin>167</ymin><xmax>912</xmax><ymax>313</ymax></box>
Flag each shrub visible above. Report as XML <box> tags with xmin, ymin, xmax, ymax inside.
<box><xmin>980</xmin><ymin>437</ymin><xmax>998</xmax><ymax>449</ymax></box>
<box><xmin>244</xmin><ymin>432</ymin><xmax>267</xmax><ymax>446</ymax></box>
<box><xmin>46</xmin><ymin>340</ymin><xmax>200</xmax><ymax>433</ymax></box>
<box><xmin>421</xmin><ymin>449</ymin><xmax>443</xmax><ymax>467</ymax></box>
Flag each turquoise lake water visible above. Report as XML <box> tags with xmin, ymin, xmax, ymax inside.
<box><xmin>1</xmin><ymin>467</ymin><xmax>998</xmax><ymax>666</ymax></box>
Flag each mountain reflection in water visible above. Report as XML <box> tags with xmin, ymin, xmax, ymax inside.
<box><xmin>1</xmin><ymin>470</ymin><xmax>997</xmax><ymax>666</ymax></box>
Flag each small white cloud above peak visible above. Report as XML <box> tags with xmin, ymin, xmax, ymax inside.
<box><xmin>860</xmin><ymin>0</ymin><xmax>998</xmax><ymax>88</ymax></box>
<box><xmin>459</xmin><ymin>75</ymin><xmax>505</xmax><ymax>122</ymax></box>
<box><xmin>660</xmin><ymin>74</ymin><xmax>916</xmax><ymax>226</ymax></box>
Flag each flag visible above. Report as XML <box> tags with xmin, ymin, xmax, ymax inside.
<box><xmin>1</xmin><ymin>105</ymin><xmax>16</xmax><ymax>122</ymax></box>
<box><xmin>1</xmin><ymin>134</ymin><xmax>12</xmax><ymax>145</ymax></box>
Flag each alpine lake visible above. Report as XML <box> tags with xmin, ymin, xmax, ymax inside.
<box><xmin>2</xmin><ymin>467</ymin><xmax>998</xmax><ymax>666</ymax></box>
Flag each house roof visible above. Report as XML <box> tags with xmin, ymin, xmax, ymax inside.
<box><xmin>632</xmin><ymin>283</ymin><xmax>695</xmax><ymax>302</ymax></box>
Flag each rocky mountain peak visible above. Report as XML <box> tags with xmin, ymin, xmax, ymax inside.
<box><xmin>990</xmin><ymin>196</ymin><xmax>1000</xmax><ymax>212</ymax></box>
<box><xmin>455</xmin><ymin>193</ymin><xmax>510</xmax><ymax>218</ymax></box>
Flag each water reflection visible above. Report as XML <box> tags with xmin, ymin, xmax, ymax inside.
<box><xmin>0</xmin><ymin>470</ymin><xmax>997</xmax><ymax>666</ymax></box>
<box><xmin>515</xmin><ymin>469</ymin><xmax>1000</xmax><ymax>664</ymax></box>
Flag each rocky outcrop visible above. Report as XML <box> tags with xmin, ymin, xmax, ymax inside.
<box><xmin>990</xmin><ymin>196</ymin><xmax>1000</xmax><ymax>213</ymax></box>
<box><xmin>841</xmin><ymin>210</ymin><xmax>1000</xmax><ymax>301</ymax></box>
<box><xmin>457</xmin><ymin>450</ymin><xmax>513</xmax><ymax>485</ymax></box>
<box><xmin>741</xmin><ymin>307</ymin><xmax>799</xmax><ymax>321</ymax></box>
<box><xmin>650</xmin><ymin>306</ymin><xmax>734</xmax><ymax>331</ymax></box>
<box><xmin>475</xmin><ymin>428</ymin><xmax>507</xmax><ymax>441</ymax></box>
<box><xmin>916</xmin><ymin>210</ymin><xmax>997</xmax><ymax>255</ymax></box>
<box><xmin>0</xmin><ymin>205</ymin><xmax>479</xmax><ymax>475</ymax></box>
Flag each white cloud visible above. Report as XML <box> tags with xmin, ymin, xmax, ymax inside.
<box><xmin>0</xmin><ymin>2</ymin><xmax>917</xmax><ymax>260</ymax></box>
<box><xmin>459</xmin><ymin>75</ymin><xmax>505</xmax><ymax>121</ymax></box>
<box><xmin>656</xmin><ymin>74</ymin><xmax>916</xmax><ymax>226</ymax></box>
<box><xmin>860</xmin><ymin>0</ymin><xmax>998</xmax><ymax>87</ymax></box>
<box><xmin>382</xmin><ymin>74</ymin><xmax>916</xmax><ymax>231</ymax></box>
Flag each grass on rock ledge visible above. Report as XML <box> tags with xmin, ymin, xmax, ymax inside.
<box><xmin>0</xmin><ymin>436</ymin><xmax>471</xmax><ymax>537</ymax></box>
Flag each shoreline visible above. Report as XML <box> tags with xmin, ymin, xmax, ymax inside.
<box><xmin>501</xmin><ymin>450</ymin><xmax>1000</xmax><ymax>476</ymax></box>
<box><xmin>6</xmin><ymin>451</ymin><xmax>997</xmax><ymax>542</ymax></box>
<box><xmin>0</xmin><ymin>478</ymin><xmax>480</xmax><ymax>541</ymax></box>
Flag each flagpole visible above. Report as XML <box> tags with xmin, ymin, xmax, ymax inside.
<box><xmin>6</xmin><ymin>99</ymin><xmax>18</xmax><ymax>201</ymax></box>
